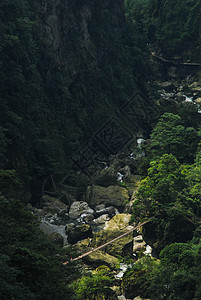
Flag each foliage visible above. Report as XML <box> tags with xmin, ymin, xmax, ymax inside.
<box><xmin>123</xmin><ymin>2</ymin><xmax>201</xmax><ymax>299</ymax></box>
<box><xmin>187</xmin><ymin>144</ymin><xmax>201</xmax><ymax>203</ymax></box>
<box><xmin>0</xmin><ymin>0</ymin><xmax>156</xmax><ymax>200</ymax></box>
<box><xmin>133</xmin><ymin>154</ymin><xmax>188</xmax><ymax>220</ymax></box>
<box><xmin>0</xmin><ymin>170</ymin><xmax>78</xmax><ymax>299</ymax></box>
<box><xmin>147</xmin><ymin>113</ymin><xmax>199</xmax><ymax>163</ymax></box>
<box><xmin>1</xmin><ymin>0</ymin><xmax>201</xmax><ymax>298</ymax></box>
<box><xmin>138</xmin><ymin>154</ymin><xmax>185</xmax><ymax>204</ymax></box>
<box><xmin>126</xmin><ymin>0</ymin><xmax>201</xmax><ymax>60</ymax></box>
<box><xmin>146</xmin><ymin>242</ymin><xmax>201</xmax><ymax>299</ymax></box>
<box><xmin>122</xmin><ymin>242</ymin><xmax>201</xmax><ymax>300</ymax></box>
<box><xmin>132</xmin><ymin>146</ymin><xmax>201</xmax><ymax>255</ymax></box>
<box><xmin>73</xmin><ymin>266</ymin><xmax>116</xmax><ymax>299</ymax></box>
<box><xmin>0</xmin><ymin>169</ymin><xmax>22</xmax><ymax>199</ymax></box>
<box><xmin>117</xmin><ymin>181</ymin><xmax>129</xmax><ymax>189</ymax></box>
<box><xmin>129</xmin><ymin>109</ymin><xmax>201</xmax><ymax>298</ymax></box>
<box><xmin>122</xmin><ymin>256</ymin><xmax>158</xmax><ymax>299</ymax></box>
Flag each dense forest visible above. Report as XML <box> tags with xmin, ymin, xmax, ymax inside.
<box><xmin>0</xmin><ymin>0</ymin><xmax>155</xmax><ymax>201</ymax></box>
<box><xmin>125</xmin><ymin>0</ymin><xmax>201</xmax><ymax>60</ymax></box>
<box><xmin>1</xmin><ymin>0</ymin><xmax>201</xmax><ymax>299</ymax></box>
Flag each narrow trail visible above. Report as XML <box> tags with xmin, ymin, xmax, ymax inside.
<box><xmin>63</xmin><ymin>219</ymin><xmax>151</xmax><ymax>264</ymax></box>
<box><xmin>151</xmin><ymin>52</ymin><xmax>201</xmax><ymax>66</ymax></box>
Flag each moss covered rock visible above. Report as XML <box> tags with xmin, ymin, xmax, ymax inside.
<box><xmin>41</xmin><ymin>195</ymin><xmax>68</xmax><ymax>214</ymax></box>
<box><xmin>75</xmin><ymin>238</ymin><xmax>119</xmax><ymax>269</ymax></box>
<box><xmin>195</xmin><ymin>97</ymin><xmax>201</xmax><ymax>103</ymax></box>
<box><xmin>85</xmin><ymin>185</ymin><xmax>129</xmax><ymax>209</ymax></box>
<box><xmin>133</xmin><ymin>235</ymin><xmax>146</xmax><ymax>256</ymax></box>
<box><xmin>69</xmin><ymin>201</ymin><xmax>94</xmax><ymax>219</ymax></box>
<box><xmin>93</xmin><ymin>214</ymin><xmax>134</xmax><ymax>257</ymax></box>
<box><xmin>83</xmin><ymin>250</ymin><xmax>119</xmax><ymax>270</ymax></box>
<box><xmin>124</xmin><ymin>175</ymin><xmax>141</xmax><ymax>213</ymax></box>
<box><xmin>67</xmin><ymin>224</ymin><xmax>92</xmax><ymax>244</ymax></box>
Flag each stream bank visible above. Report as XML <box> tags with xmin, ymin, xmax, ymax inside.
<box><xmin>28</xmin><ymin>68</ymin><xmax>201</xmax><ymax>299</ymax></box>
<box><xmin>28</xmin><ymin>136</ymin><xmax>154</xmax><ymax>299</ymax></box>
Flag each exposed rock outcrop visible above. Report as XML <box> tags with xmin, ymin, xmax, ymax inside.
<box><xmin>76</xmin><ymin>238</ymin><xmax>120</xmax><ymax>269</ymax></box>
<box><xmin>41</xmin><ymin>195</ymin><xmax>69</xmax><ymax>214</ymax></box>
<box><xmin>133</xmin><ymin>235</ymin><xmax>146</xmax><ymax>255</ymax></box>
<box><xmin>92</xmin><ymin>214</ymin><xmax>110</xmax><ymax>225</ymax></box>
<box><xmin>94</xmin><ymin>205</ymin><xmax>116</xmax><ymax>218</ymax></box>
<box><xmin>31</xmin><ymin>0</ymin><xmax>124</xmax><ymax>83</ymax></box>
<box><xmin>92</xmin><ymin>214</ymin><xmax>134</xmax><ymax>257</ymax></box>
<box><xmin>93</xmin><ymin>165</ymin><xmax>118</xmax><ymax>187</ymax></box>
<box><xmin>83</xmin><ymin>250</ymin><xmax>120</xmax><ymax>270</ymax></box>
<box><xmin>85</xmin><ymin>185</ymin><xmax>129</xmax><ymax>209</ymax></box>
<box><xmin>69</xmin><ymin>201</ymin><xmax>94</xmax><ymax>219</ymax></box>
<box><xmin>66</xmin><ymin>223</ymin><xmax>93</xmax><ymax>244</ymax></box>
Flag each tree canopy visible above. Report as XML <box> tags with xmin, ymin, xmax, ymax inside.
<box><xmin>0</xmin><ymin>169</ymin><xmax>78</xmax><ymax>299</ymax></box>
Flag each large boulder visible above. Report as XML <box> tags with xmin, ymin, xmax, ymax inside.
<box><xmin>65</xmin><ymin>222</ymin><xmax>75</xmax><ymax>233</ymax></box>
<box><xmin>56</xmin><ymin>209</ymin><xmax>69</xmax><ymax>224</ymax></box>
<box><xmin>118</xmin><ymin>165</ymin><xmax>131</xmax><ymax>180</ymax></box>
<box><xmin>92</xmin><ymin>213</ymin><xmax>111</xmax><ymax>232</ymax></box>
<box><xmin>42</xmin><ymin>210</ymin><xmax>69</xmax><ymax>226</ymax></box>
<box><xmin>40</xmin><ymin>219</ymin><xmax>67</xmax><ymax>244</ymax></box>
<box><xmin>41</xmin><ymin>195</ymin><xmax>69</xmax><ymax>214</ymax></box>
<box><xmin>66</xmin><ymin>223</ymin><xmax>93</xmax><ymax>244</ymax></box>
<box><xmin>94</xmin><ymin>206</ymin><xmax>116</xmax><ymax>218</ymax></box>
<box><xmin>85</xmin><ymin>185</ymin><xmax>129</xmax><ymax>209</ymax></box>
<box><xmin>93</xmin><ymin>214</ymin><xmax>134</xmax><ymax>257</ymax></box>
<box><xmin>69</xmin><ymin>201</ymin><xmax>94</xmax><ymax>219</ymax></box>
<box><xmin>92</xmin><ymin>214</ymin><xmax>110</xmax><ymax>225</ymax></box>
<box><xmin>75</xmin><ymin>239</ymin><xmax>120</xmax><ymax>270</ymax></box>
<box><xmin>83</xmin><ymin>250</ymin><xmax>120</xmax><ymax>270</ymax></box>
<box><xmin>133</xmin><ymin>235</ymin><xmax>146</xmax><ymax>255</ymax></box>
<box><xmin>27</xmin><ymin>204</ymin><xmax>46</xmax><ymax>217</ymax></box>
<box><xmin>95</xmin><ymin>204</ymin><xmax>106</xmax><ymax>211</ymax></box>
<box><xmin>81</xmin><ymin>213</ymin><xmax>95</xmax><ymax>223</ymax></box>
<box><xmin>195</xmin><ymin>97</ymin><xmax>201</xmax><ymax>103</ymax></box>
<box><xmin>93</xmin><ymin>165</ymin><xmax>118</xmax><ymax>187</ymax></box>
<box><xmin>188</xmin><ymin>81</ymin><xmax>201</xmax><ymax>93</ymax></box>
<box><xmin>28</xmin><ymin>202</ymin><xmax>69</xmax><ymax>225</ymax></box>
<box><xmin>124</xmin><ymin>175</ymin><xmax>141</xmax><ymax>213</ymax></box>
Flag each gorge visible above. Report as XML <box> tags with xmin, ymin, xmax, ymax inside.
<box><xmin>1</xmin><ymin>0</ymin><xmax>201</xmax><ymax>299</ymax></box>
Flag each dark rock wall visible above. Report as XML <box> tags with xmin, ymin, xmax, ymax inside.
<box><xmin>31</xmin><ymin>0</ymin><xmax>125</xmax><ymax>85</ymax></box>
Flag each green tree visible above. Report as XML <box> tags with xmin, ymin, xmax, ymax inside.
<box><xmin>122</xmin><ymin>242</ymin><xmax>201</xmax><ymax>300</ymax></box>
<box><xmin>142</xmin><ymin>0</ymin><xmax>201</xmax><ymax>60</ymax></box>
<box><xmin>132</xmin><ymin>154</ymin><xmax>196</xmax><ymax>254</ymax></box>
<box><xmin>0</xmin><ymin>170</ymin><xmax>78</xmax><ymax>299</ymax></box>
<box><xmin>0</xmin><ymin>169</ymin><xmax>22</xmax><ymax>199</ymax></box>
<box><xmin>0</xmin><ymin>255</ymin><xmax>35</xmax><ymax>300</ymax></box>
<box><xmin>73</xmin><ymin>266</ymin><xmax>116</xmax><ymax>300</ymax></box>
<box><xmin>147</xmin><ymin>243</ymin><xmax>199</xmax><ymax>299</ymax></box>
<box><xmin>148</xmin><ymin>113</ymin><xmax>199</xmax><ymax>163</ymax></box>
<box><xmin>186</xmin><ymin>144</ymin><xmax>201</xmax><ymax>208</ymax></box>
<box><xmin>135</xmin><ymin>154</ymin><xmax>185</xmax><ymax>209</ymax></box>
<box><xmin>122</xmin><ymin>256</ymin><xmax>158</xmax><ymax>299</ymax></box>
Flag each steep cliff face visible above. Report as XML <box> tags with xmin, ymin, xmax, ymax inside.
<box><xmin>27</xmin><ymin>0</ymin><xmax>134</xmax><ymax>145</ymax></box>
<box><xmin>31</xmin><ymin>0</ymin><xmax>124</xmax><ymax>84</ymax></box>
